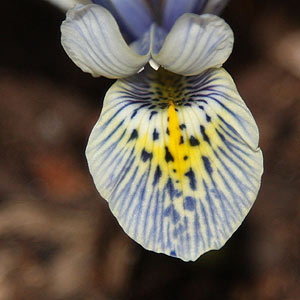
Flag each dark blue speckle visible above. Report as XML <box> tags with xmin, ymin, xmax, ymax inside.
<box><xmin>185</xmin><ymin>168</ymin><xmax>197</xmax><ymax>190</ymax></box>
<box><xmin>166</xmin><ymin>178</ymin><xmax>175</xmax><ymax>198</ymax></box>
<box><xmin>153</xmin><ymin>165</ymin><xmax>162</xmax><ymax>186</ymax></box>
<box><xmin>184</xmin><ymin>196</ymin><xmax>196</xmax><ymax>211</ymax></box>
<box><xmin>128</xmin><ymin>129</ymin><xmax>138</xmax><ymax>141</ymax></box>
<box><xmin>153</xmin><ymin>128</ymin><xmax>159</xmax><ymax>141</ymax></box>
<box><xmin>165</xmin><ymin>147</ymin><xmax>174</xmax><ymax>162</ymax></box>
<box><xmin>131</xmin><ymin>109</ymin><xmax>138</xmax><ymax>119</ymax></box>
<box><xmin>202</xmin><ymin>156</ymin><xmax>213</xmax><ymax>175</ymax></box>
<box><xmin>141</xmin><ymin>149</ymin><xmax>152</xmax><ymax>162</ymax></box>
<box><xmin>200</xmin><ymin>125</ymin><xmax>210</xmax><ymax>144</ymax></box>
<box><xmin>189</xmin><ymin>136</ymin><xmax>200</xmax><ymax>146</ymax></box>
<box><xmin>149</xmin><ymin>111</ymin><xmax>158</xmax><ymax>120</ymax></box>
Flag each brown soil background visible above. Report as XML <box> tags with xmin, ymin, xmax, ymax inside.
<box><xmin>0</xmin><ymin>0</ymin><xmax>299</xmax><ymax>299</ymax></box>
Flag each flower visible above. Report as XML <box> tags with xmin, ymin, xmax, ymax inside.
<box><xmin>61</xmin><ymin>0</ymin><xmax>263</xmax><ymax>261</ymax></box>
<box><xmin>61</xmin><ymin>0</ymin><xmax>232</xmax><ymax>78</ymax></box>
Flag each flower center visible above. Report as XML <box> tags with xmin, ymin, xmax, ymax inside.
<box><xmin>150</xmin><ymin>68</ymin><xmax>188</xmax><ymax>107</ymax></box>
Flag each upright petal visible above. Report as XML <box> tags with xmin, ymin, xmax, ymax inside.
<box><xmin>162</xmin><ymin>0</ymin><xmax>204</xmax><ymax>31</ymax></box>
<box><xmin>93</xmin><ymin>0</ymin><xmax>153</xmax><ymax>39</ymax></box>
<box><xmin>162</xmin><ymin>0</ymin><xmax>229</xmax><ymax>31</ymax></box>
<box><xmin>154</xmin><ymin>14</ymin><xmax>234</xmax><ymax>76</ymax></box>
<box><xmin>61</xmin><ymin>4</ymin><xmax>149</xmax><ymax>78</ymax></box>
<box><xmin>130</xmin><ymin>24</ymin><xmax>168</xmax><ymax>56</ymax></box>
<box><xmin>86</xmin><ymin>67</ymin><xmax>263</xmax><ymax>261</ymax></box>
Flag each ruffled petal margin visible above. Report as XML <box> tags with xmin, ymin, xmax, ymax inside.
<box><xmin>86</xmin><ymin>67</ymin><xmax>263</xmax><ymax>261</ymax></box>
<box><xmin>61</xmin><ymin>4</ymin><xmax>149</xmax><ymax>78</ymax></box>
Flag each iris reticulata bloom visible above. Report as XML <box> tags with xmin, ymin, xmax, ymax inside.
<box><xmin>61</xmin><ymin>0</ymin><xmax>263</xmax><ymax>261</ymax></box>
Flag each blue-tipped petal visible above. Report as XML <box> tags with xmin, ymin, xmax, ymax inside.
<box><xmin>92</xmin><ymin>0</ymin><xmax>153</xmax><ymax>39</ymax></box>
<box><xmin>61</xmin><ymin>4</ymin><xmax>150</xmax><ymax>78</ymax></box>
<box><xmin>86</xmin><ymin>67</ymin><xmax>263</xmax><ymax>261</ymax></box>
<box><xmin>162</xmin><ymin>0</ymin><xmax>229</xmax><ymax>31</ymax></box>
<box><xmin>154</xmin><ymin>14</ymin><xmax>234</xmax><ymax>76</ymax></box>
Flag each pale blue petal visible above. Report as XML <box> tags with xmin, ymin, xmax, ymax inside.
<box><xmin>162</xmin><ymin>0</ymin><xmax>204</xmax><ymax>31</ymax></box>
<box><xmin>162</xmin><ymin>0</ymin><xmax>229</xmax><ymax>31</ymax></box>
<box><xmin>154</xmin><ymin>14</ymin><xmax>233</xmax><ymax>76</ymax></box>
<box><xmin>86</xmin><ymin>67</ymin><xmax>263</xmax><ymax>261</ymax></box>
<box><xmin>130</xmin><ymin>24</ymin><xmax>168</xmax><ymax>55</ymax></box>
<box><xmin>61</xmin><ymin>4</ymin><xmax>149</xmax><ymax>78</ymax></box>
<box><xmin>93</xmin><ymin>0</ymin><xmax>153</xmax><ymax>39</ymax></box>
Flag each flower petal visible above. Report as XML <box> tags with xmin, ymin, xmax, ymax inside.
<box><xmin>154</xmin><ymin>14</ymin><xmax>234</xmax><ymax>76</ymax></box>
<box><xmin>61</xmin><ymin>4</ymin><xmax>149</xmax><ymax>78</ymax></box>
<box><xmin>86</xmin><ymin>67</ymin><xmax>263</xmax><ymax>261</ymax></box>
<box><xmin>162</xmin><ymin>0</ymin><xmax>203</xmax><ymax>31</ymax></box>
<box><xmin>130</xmin><ymin>24</ymin><xmax>168</xmax><ymax>56</ymax></box>
<box><xmin>92</xmin><ymin>0</ymin><xmax>153</xmax><ymax>39</ymax></box>
<box><xmin>162</xmin><ymin>0</ymin><xmax>229</xmax><ymax>31</ymax></box>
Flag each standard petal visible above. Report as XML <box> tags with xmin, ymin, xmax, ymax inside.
<box><xmin>154</xmin><ymin>14</ymin><xmax>234</xmax><ymax>76</ymax></box>
<box><xmin>162</xmin><ymin>0</ymin><xmax>204</xmax><ymax>31</ymax></box>
<box><xmin>86</xmin><ymin>67</ymin><xmax>263</xmax><ymax>261</ymax></box>
<box><xmin>61</xmin><ymin>4</ymin><xmax>149</xmax><ymax>78</ymax></box>
<box><xmin>130</xmin><ymin>24</ymin><xmax>168</xmax><ymax>56</ymax></box>
<box><xmin>92</xmin><ymin>0</ymin><xmax>153</xmax><ymax>39</ymax></box>
<box><xmin>162</xmin><ymin>0</ymin><xmax>229</xmax><ymax>31</ymax></box>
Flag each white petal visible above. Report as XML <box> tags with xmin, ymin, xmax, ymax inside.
<box><xmin>86</xmin><ymin>67</ymin><xmax>263</xmax><ymax>261</ymax></box>
<box><xmin>154</xmin><ymin>14</ymin><xmax>234</xmax><ymax>76</ymax></box>
<box><xmin>61</xmin><ymin>4</ymin><xmax>150</xmax><ymax>78</ymax></box>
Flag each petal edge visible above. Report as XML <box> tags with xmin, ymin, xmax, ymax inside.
<box><xmin>154</xmin><ymin>14</ymin><xmax>234</xmax><ymax>76</ymax></box>
<box><xmin>61</xmin><ymin>4</ymin><xmax>149</xmax><ymax>78</ymax></box>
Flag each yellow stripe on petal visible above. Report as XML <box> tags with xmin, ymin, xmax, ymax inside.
<box><xmin>86</xmin><ymin>67</ymin><xmax>263</xmax><ymax>261</ymax></box>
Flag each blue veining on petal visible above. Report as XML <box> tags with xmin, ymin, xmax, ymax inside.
<box><xmin>130</xmin><ymin>23</ymin><xmax>168</xmax><ymax>56</ymax></box>
<box><xmin>162</xmin><ymin>0</ymin><xmax>209</xmax><ymax>30</ymax></box>
<box><xmin>86</xmin><ymin>67</ymin><xmax>263</xmax><ymax>261</ymax></box>
<box><xmin>154</xmin><ymin>14</ymin><xmax>234</xmax><ymax>76</ymax></box>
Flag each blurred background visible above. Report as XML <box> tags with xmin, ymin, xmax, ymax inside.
<box><xmin>0</xmin><ymin>0</ymin><xmax>299</xmax><ymax>299</ymax></box>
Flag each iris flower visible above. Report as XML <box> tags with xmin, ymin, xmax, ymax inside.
<box><xmin>61</xmin><ymin>0</ymin><xmax>263</xmax><ymax>261</ymax></box>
